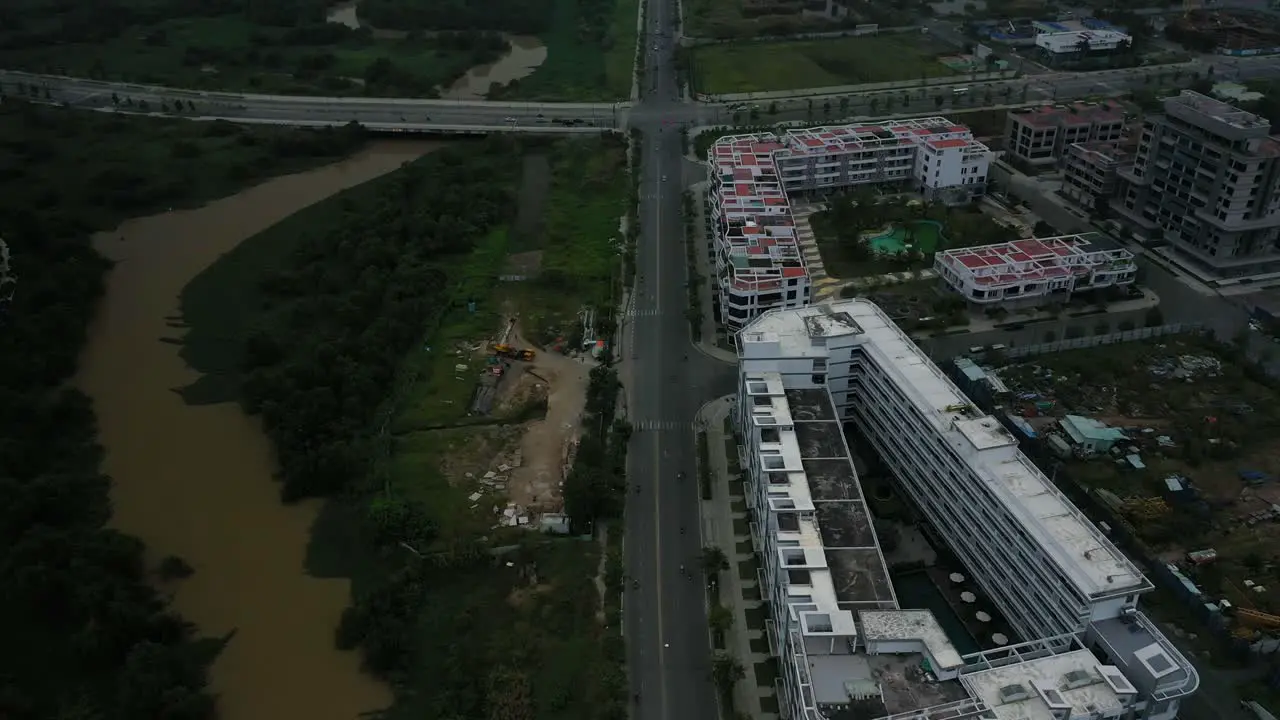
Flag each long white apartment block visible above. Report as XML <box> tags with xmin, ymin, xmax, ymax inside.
<box><xmin>707</xmin><ymin>119</ymin><xmax>992</xmax><ymax>333</ymax></box>
<box><xmin>933</xmin><ymin>235</ymin><xmax>1137</xmax><ymax>307</ymax></box>
<box><xmin>734</xmin><ymin>299</ymin><xmax>1199</xmax><ymax>720</ymax></box>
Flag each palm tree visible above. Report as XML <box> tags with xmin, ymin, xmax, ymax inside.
<box><xmin>710</xmin><ymin>652</ymin><xmax>746</xmax><ymax>696</ymax></box>
<box><xmin>701</xmin><ymin>546</ymin><xmax>729</xmax><ymax>578</ymax></box>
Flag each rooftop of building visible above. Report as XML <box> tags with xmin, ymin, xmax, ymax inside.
<box><xmin>1068</xmin><ymin>140</ymin><xmax>1131</xmax><ymax>164</ymax></box>
<box><xmin>1165</xmin><ymin>90</ymin><xmax>1271</xmax><ymax>132</ymax></box>
<box><xmin>753</xmin><ymin>383</ymin><xmax>897</xmax><ymax>609</ymax></box>
<box><xmin>708</xmin><ymin>119</ymin><xmax>987</xmax><ymax>291</ymax></box>
<box><xmin>936</xmin><ymin>234</ymin><xmax>1137</xmax><ymax>287</ymax></box>
<box><xmin>962</xmin><ymin>650</ymin><xmax>1132</xmax><ymax>720</ymax></box>
<box><xmin>739</xmin><ymin>300</ymin><xmax>1150</xmax><ymax>600</ymax></box>
<box><xmin>807</xmin><ymin>651</ymin><xmax>974</xmax><ymax>714</ymax></box>
<box><xmin>1035</xmin><ymin>28</ymin><xmax>1132</xmax><ymax>52</ymax></box>
<box><xmin>1009</xmin><ymin>102</ymin><xmax>1124</xmax><ymax>128</ymax></box>
<box><xmin>860</xmin><ymin>610</ymin><xmax>964</xmax><ymax>669</ymax></box>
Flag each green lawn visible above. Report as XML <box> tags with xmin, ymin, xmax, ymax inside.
<box><xmin>692</xmin><ymin>35</ymin><xmax>958</xmax><ymax>94</ymax></box>
<box><xmin>493</xmin><ymin>0</ymin><xmax>638</xmax><ymax>100</ymax></box>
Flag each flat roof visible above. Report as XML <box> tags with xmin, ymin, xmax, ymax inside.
<box><xmin>740</xmin><ymin>300</ymin><xmax>1149</xmax><ymax>599</ymax></box>
<box><xmin>860</xmin><ymin>610</ymin><xmax>965</xmax><ymax>669</ymax></box>
<box><xmin>962</xmin><ymin>650</ymin><xmax>1126</xmax><ymax>720</ymax></box>
<box><xmin>760</xmin><ymin>383</ymin><xmax>897</xmax><ymax>608</ymax></box>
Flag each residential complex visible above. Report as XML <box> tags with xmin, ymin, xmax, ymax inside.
<box><xmin>1062</xmin><ymin>141</ymin><xmax>1130</xmax><ymax>211</ymax></box>
<box><xmin>933</xmin><ymin>235</ymin><xmax>1137</xmax><ymax>307</ymax></box>
<box><xmin>1004</xmin><ymin>103</ymin><xmax>1125</xmax><ymax>168</ymax></box>
<box><xmin>1113</xmin><ymin>91</ymin><xmax>1280</xmax><ymax>279</ymax></box>
<box><xmin>734</xmin><ymin>299</ymin><xmax>1198</xmax><ymax>720</ymax></box>
<box><xmin>707</xmin><ymin>119</ymin><xmax>991</xmax><ymax>331</ymax></box>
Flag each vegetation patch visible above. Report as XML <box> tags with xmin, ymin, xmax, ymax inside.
<box><xmin>0</xmin><ymin>0</ymin><xmax>507</xmax><ymax>96</ymax></box>
<box><xmin>691</xmin><ymin>34</ymin><xmax>958</xmax><ymax>95</ymax></box>
<box><xmin>488</xmin><ymin>0</ymin><xmax>638</xmax><ymax>100</ymax></box>
<box><xmin>0</xmin><ymin>100</ymin><xmax>365</xmax><ymax>720</ymax></box>
<box><xmin>178</xmin><ymin>131</ymin><xmax>631</xmax><ymax>718</ymax></box>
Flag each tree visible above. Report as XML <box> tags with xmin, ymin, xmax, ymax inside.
<box><xmin>839</xmin><ymin>97</ymin><xmax>849</xmax><ymax>112</ymax></box>
<box><xmin>708</xmin><ymin>604</ymin><xmax>734</xmax><ymax>638</ymax></box>
<box><xmin>869</xmin><ymin>97</ymin><xmax>880</xmax><ymax>114</ymax></box>
<box><xmin>701</xmin><ymin>545</ymin><xmax>729</xmax><ymax>577</ymax></box>
<box><xmin>710</xmin><ymin>652</ymin><xmax>746</xmax><ymax>695</ymax></box>
<box><xmin>768</xmin><ymin>101</ymin><xmax>778</xmax><ymax>115</ymax></box>
<box><xmin>934</xmin><ymin>95</ymin><xmax>944</xmax><ymax>109</ymax></box>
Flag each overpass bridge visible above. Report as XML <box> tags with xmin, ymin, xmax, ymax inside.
<box><xmin>0</xmin><ymin>70</ymin><xmax>632</xmax><ymax>131</ymax></box>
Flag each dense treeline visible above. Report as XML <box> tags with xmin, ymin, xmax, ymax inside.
<box><xmin>0</xmin><ymin>0</ymin><xmax>331</xmax><ymax>49</ymax></box>
<box><xmin>358</xmin><ymin>0</ymin><xmax>555</xmax><ymax>35</ymax></box>
<box><xmin>0</xmin><ymin>0</ymin><xmax>509</xmax><ymax>98</ymax></box>
<box><xmin>236</xmin><ymin>140</ymin><xmax>521</xmax><ymax>500</ymax></box>
<box><xmin>0</xmin><ymin>101</ymin><xmax>363</xmax><ymax>719</ymax></box>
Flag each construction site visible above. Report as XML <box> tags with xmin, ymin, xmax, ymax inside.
<box><xmin>1169</xmin><ymin>8</ymin><xmax>1280</xmax><ymax>55</ymax></box>
<box><xmin>391</xmin><ymin>306</ymin><xmax>611</xmax><ymax>536</ymax></box>
<box><xmin>952</xmin><ymin>335</ymin><xmax>1280</xmax><ymax>654</ymax></box>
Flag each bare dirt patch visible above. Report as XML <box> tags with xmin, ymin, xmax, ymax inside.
<box><xmin>436</xmin><ymin>425</ymin><xmax>523</xmax><ymax>487</ymax></box>
<box><xmin>502</xmin><ymin>249</ymin><xmax>543</xmax><ymax>279</ymax></box>
<box><xmin>500</xmin><ymin>321</ymin><xmax>593</xmax><ymax>513</ymax></box>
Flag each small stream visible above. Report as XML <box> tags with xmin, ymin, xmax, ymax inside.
<box><xmin>325</xmin><ymin>1</ymin><xmax>547</xmax><ymax>98</ymax></box>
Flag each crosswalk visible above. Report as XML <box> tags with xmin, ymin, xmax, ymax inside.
<box><xmin>626</xmin><ymin>307</ymin><xmax>665</xmax><ymax>318</ymax></box>
<box><xmin>633</xmin><ymin>420</ymin><xmax>693</xmax><ymax>431</ymax></box>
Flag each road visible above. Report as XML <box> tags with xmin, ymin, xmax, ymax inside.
<box><xmin>622</xmin><ymin>0</ymin><xmax>736</xmax><ymax>718</ymax></box>
<box><xmin>10</xmin><ymin>52</ymin><xmax>1280</xmax><ymax>134</ymax></box>
<box><xmin>0</xmin><ymin>69</ymin><xmax>627</xmax><ymax>130</ymax></box>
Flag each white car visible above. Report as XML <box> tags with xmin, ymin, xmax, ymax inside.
<box><xmin>662</xmin><ymin>175</ymin><xmax>668</xmax><ymax>182</ymax></box>
<box><xmin>504</xmin><ymin>116</ymin><xmax>518</xmax><ymax>123</ymax></box>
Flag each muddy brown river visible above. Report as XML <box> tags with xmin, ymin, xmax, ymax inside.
<box><xmin>77</xmin><ymin>140</ymin><xmax>438</xmax><ymax>720</ymax></box>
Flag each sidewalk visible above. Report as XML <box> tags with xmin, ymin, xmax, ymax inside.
<box><xmin>697</xmin><ymin>396</ymin><xmax>779</xmax><ymax>720</ymax></box>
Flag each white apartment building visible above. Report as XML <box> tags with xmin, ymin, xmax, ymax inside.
<box><xmin>735</xmin><ymin>299</ymin><xmax>1199</xmax><ymax>720</ymax></box>
<box><xmin>933</xmin><ymin>235</ymin><xmax>1137</xmax><ymax>308</ymax></box>
<box><xmin>708</xmin><ymin>119</ymin><xmax>992</xmax><ymax>333</ymax></box>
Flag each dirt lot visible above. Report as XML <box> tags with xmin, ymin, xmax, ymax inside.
<box><xmin>429</xmin><ymin>317</ymin><xmax>594</xmax><ymax>527</ymax></box>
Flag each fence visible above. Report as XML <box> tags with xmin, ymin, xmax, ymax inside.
<box><xmin>681</xmin><ymin>23</ymin><xmax>915</xmax><ymax>46</ymax></box>
<box><xmin>1001</xmin><ymin>322</ymin><xmax>1205</xmax><ymax>359</ymax></box>
<box><xmin>696</xmin><ymin>69</ymin><xmax>1020</xmax><ymax>103</ymax></box>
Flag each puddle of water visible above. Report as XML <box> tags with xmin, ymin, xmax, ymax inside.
<box><xmin>443</xmin><ymin>35</ymin><xmax>547</xmax><ymax>100</ymax></box>
<box><xmin>326</xmin><ymin>1</ymin><xmax>361</xmax><ymax>30</ymax></box>
<box><xmin>77</xmin><ymin>140</ymin><xmax>440</xmax><ymax>720</ymax></box>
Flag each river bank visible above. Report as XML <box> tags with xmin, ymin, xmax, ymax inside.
<box><xmin>77</xmin><ymin>140</ymin><xmax>439</xmax><ymax>720</ymax></box>
<box><xmin>324</xmin><ymin>1</ymin><xmax>547</xmax><ymax>99</ymax></box>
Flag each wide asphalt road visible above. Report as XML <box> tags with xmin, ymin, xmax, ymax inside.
<box><xmin>622</xmin><ymin>0</ymin><xmax>737</xmax><ymax>718</ymax></box>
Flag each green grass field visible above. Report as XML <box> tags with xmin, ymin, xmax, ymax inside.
<box><xmin>692</xmin><ymin>34</ymin><xmax>958</xmax><ymax>94</ymax></box>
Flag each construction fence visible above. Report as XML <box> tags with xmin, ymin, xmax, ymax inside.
<box><xmin>1001</xmin><ymin>323</ymin><xmax>1206</xmax><ymax>359</ymax></box>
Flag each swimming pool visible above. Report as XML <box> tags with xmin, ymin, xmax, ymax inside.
<box><xmin>889</xmin><ymin>569</ymin><xmax>981</xmax><ymax>656</ymax></box>
<box><xmin>866</xmin><ymin>220</ymin><xmax>946</xmax><ymax>255</ymax></box>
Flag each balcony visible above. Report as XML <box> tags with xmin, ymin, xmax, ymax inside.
<box><xmin>750</xmin><ymin>521</ymin><xmax>763</xmax><ymax>553</ymax></box>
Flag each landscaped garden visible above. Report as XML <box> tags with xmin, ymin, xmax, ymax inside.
<box><xmin>809</xmin><ymin>188</ymin><xmax>1021</xmax><ymax>279</ymax></box>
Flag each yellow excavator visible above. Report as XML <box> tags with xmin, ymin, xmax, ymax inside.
<box><xmin>492</xmin><ymin>343</ymin><xmax>536</xmax><ymax>361</ymax></box>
